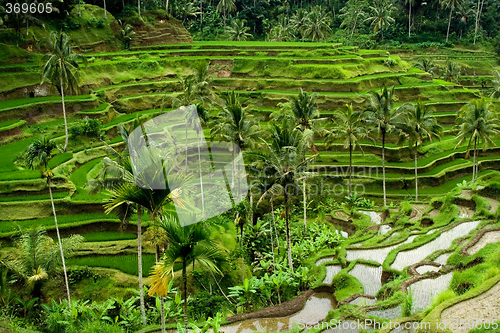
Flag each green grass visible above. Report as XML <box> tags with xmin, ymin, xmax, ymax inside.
<box><xmin>48</xmin><ymin>153</ymin><xmax>73</xmax><ymax>169</ymax></box>
<box><xmin>0</xmin><ymin>192</ymin><xmax>67</xmax><ymax>202</ymax></box>
<box><xmin>83</xmin><ymin>231</ymin><xmax>137</xmax><ymax>242</ymax></box>
<box><xmin>0</xmin><ymin>119</ymin><xmax>26</xmax><ymax>132</ymax></box>
<box><xmin>0</xmin><ymin>95</ymin><xmax>96</xmax><ymax>112</ymax></box>
<box><xmin>70</xmin><ymin>158</ymin><xmax>107</xmax><ymax>202</ymax></box>
<box><xmin>0</xmin><ymin>169</ymin><xmax>40</xmax><ymax>181</ymax></box>
<box><xmin>0</xmin><ymin>137</ymin><xmax>36</xmax><ymax>172</ymax></box>
<box><xmin>0</xmin><ymin>213</ymin><xmax>117</xmax><ymax>235</ymax></box>
<box><xmin>67</xmin><ymin>254</ymin><xmax>156</xmax><ymax>276</ymax></box>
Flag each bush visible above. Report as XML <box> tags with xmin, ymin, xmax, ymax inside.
<box><xmin>69</xmin><ymin>125</ymin><xmax>83</xmax><ymax>139</ymax></box>
<box><xmin>88</xmin><ymin>18</ymin><xmax>106</xmax><ymax>29</ymax></box>
<box><xmin>82</xmin><ymin>119</ymin><xmax>101</xmax><ymax>138</ymax></box>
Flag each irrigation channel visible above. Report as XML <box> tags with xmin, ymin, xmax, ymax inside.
<box><xmin>160</xmin><ymin>211</ymin><xmax>488</xmax><ymax>333</ymax></box>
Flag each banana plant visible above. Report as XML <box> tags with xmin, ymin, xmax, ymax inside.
<box><xmin>228</xmin><ymin>277</ymin><xmax>258</xmax><ymax>313</ymax></box>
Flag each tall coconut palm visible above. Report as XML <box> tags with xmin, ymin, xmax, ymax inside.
<box><xmin>395</xmin><ymin>102</ymin><xmax>442</xmax><ymax>201</ymax></box>
<box><xmin>339</xmin><ymin>0</ymin><xmax>367</xmax><ymax>39</ymax></box>
<box><xmin>440</xmin><ymin>0</ymin><xmax>465</xmax><ymax>42</ymax></box>
<box><xmin>442</xmin><ymin>60</ymin><xmax>461</xmax><ymax>83</ymax></box>
<box><xmin>455</xmin><ymin>98</ymin><xmax>500</xmax><ymax>181</ymax></box>
<box><xmin>490</xmin><ymin>70</ymin><xmax>500</xmax><ymax>99</ymax></box>
<box><xmin>217</xmin><ymin>0</ymin><xmax>237</xmax><ymax>26</ymax></box>
<box><xmin>365</xmin><ymin>0</ymin><xmax>395</xmax><ymax>40</ymax></box>
<box><xmin>40</xmin><ymin>32</ymin><xmax>86</xmax><ymax>152</ymax></box>
<box><xmin>251</xmin><ymin>118</ymin><xmax>315</xmax><ymax>272</ymax></box>
<box><xmin>365</xmin><ymin>86</ymin><xmax>399</xmax><ymax>206</ymax></box>
<box><xmin>405</xmin><ymin>0</ymin><xmax>415</xmax><ymax>38</ymax></box>
<box><xmin>414</xmin><ymin>58</ymin><xmax>437</xmax><ymax>76</ymax></box>
<box><xmin>24</xmin><ymin>137</ymin><xmax>74</xmax><ymax>309</ymax></box>
<box><xmin>148</xmin><ymin>215</ymin><xmax>225</xmax><ymax>333</ymax></box>
<box><xmin>227</xmin><ymin>19</ymin><xmax>252</xmax><ymax>41</ymax></box>
<box><xmin>327</xmin><ymin>104</ymin><xmax>371</xmax><ymax>197</ymax></box>
<box><xmin>303</xmin><ymin>6</ymin><xmax>332</xmax><ymax>42</ymax></box>
<box><xmin>211</xmin><ymin>91</ymin><xmax>263</xmax><ymax>189</ymax></box>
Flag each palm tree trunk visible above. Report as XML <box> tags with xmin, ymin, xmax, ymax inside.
<box><xmin>48</xmin><ymin>178</ymin><xmax>71</xmax><ymax>311</ymax></box>
<box><xmin>138</xmin><ymin>0</ymin><xmax>141</xmax><ymax>17</ymax></box>
<box><xmin>59</xmin><ymin>76</ymin><xmax>68</xmax><ymax>152</ymax></box>
<box><xmin>284</xmin><ymin>185</ymin><xmax>293</xmax><ymax>272</ymax></box>
<box><xmin>415</xmin><ymin>142</ymin><xmax>418</xmax><ymax>201</ymax></box>
<box><xmin>474</xmin><ymin>137</ymin><xmax>478</xmax><ymax>181</ymax></box>
<box><xmin>408</xmin><ymin>2</ymin><xmax>411</xmax><ymax>38</ymax></box>
<box><xmin>474</xmin><ymin>0</ymin><xmax>480</xmax><ymax>44</ymax></box>
<box><xmin>231</xmin><ymin>148</ymin><xmax>235</xmax><ymax>189</ymax></box>
<box><xmin>197</xmin><ymin>131</ymin><xmax>205</xmax><ymax>217</ymax></box>
<box><xmin>472</xmin><ymin>138</ymin><xmax>477</xmax><ymax>181</ymax></box>
<box><xmin>185</xmin><ymin>125</ymin><xmax>189</xmax><ymax>172</ymax></box>
<box><xmin>26</xmin><ymin>20</ymin><xmax>29</xmax><ymax>36</ymax></box>
<box><xmin>349</xmin><ymin>143</ymin><xmax>353</xmax><ymax>197</ymax></box>
<box><xmin>270</xmin><ymin>197</ymin><xmax>275</xmax><ymax>264</ymax></box>
<box><xmin>182</xmin><ymin>262</ymin><xmax>188</xmax><ymax>333</ymax></box>
<box><xmin>303</xmin><ymin>178</ymin><xmax>307</xmax><ymax>231</ymax></box>
<box><xmin>79</xmin><ymin>1</ymin><xmax>81</xmax><ymax>17</ymax></box>
<box><xmin>104</xmin><ymin>0</ymin><xmax>107</xmax><ymax>19</ymax></box>
<box><xmin>137</xmin><ymin>205</ymin><xmax>147</xmax><ymax>326</ymax></box>
<box><xmin>165</xmin><ymin>0</ymin><xmax>169</xmax><ymax>14</ymax></box>
<box><xmin>155</xmin><ymin>246</ymin><xmax>165</xmax><ymax>333</ymax></box>
<box><xmin>446</xmin><ymin>5</ymin><xmax>453</xmax><ymax>43</ymax></box>
<box><xmin>382</xmin><ymin>133</ymin><xmax>387</xmax><ymax>206</ymax></box>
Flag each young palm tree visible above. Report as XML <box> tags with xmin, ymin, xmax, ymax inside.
<box><xmin>414</xmin><ymin>58</ymin><xmax>437</xmax><ymax>76</ymax></box>
<box><xmin>227</xmin><ymin>19</ymin><xmax>252</xmax><ymax>41</ymax></box>
<box><xmin>217</xmin><ymin>0</ymin><xmax>236</xmax><ymax>26</ymax></box>
<box><xmin>365</xmin><ymin>0</ymin><xmax>395</xmax><ymax>40</ymax></box>
<box><xmin>442</xmin><ymin>61</ymin><xmax>461</xmax><ymax>83</ymax></box>
<box><xmin>365</xmin><ymin>86</ymin><xmax>399</xmax><ymax>206</ymax></box>
<box><xmin>2</xmin><ymin>227</ymin><xmax>82</xmax><ymax>299</ymax></box>
<box><xmin>40</xmin><ymin>32</ymin><xmax>87</xmax><ymax>152</ymax></box>
<box><xmin>251</xmin><ymin>118</ymin><xmax>315</xmax><ymax>272</ymax></box>
<box><xmin>339</xmin><ymin>0</ymin><xmax>367</xmax><ymax>39</ymax></box>
<box><xmin>290</xmin><ymin>8</ymin><xmax>309</xmax><ymax>41</ymax></box>
<box><xmin>396</xmin><ymin>102</ymin><xmax>442</xmax><ymax>201</ymax></box>
<box><xmin>148</xmin><ymin>215</ymin><xmax>225</xmax><ymax>333</ymax></box>
<box><xmin>327</xmin><ymin>104</ymin><xmax>370</xmax><ymax>197</ymax></box>
<box><xmin>490</xmin><ymin>70</ymin><xmax>500</xmax><ymax>99</ymax></box>
<box><xmin>24</xmin><ymin>137</ymin><xmax>74</xmax><ymax>309</ymax></box>
<box><xmin>455</xmin><ymin>98</ymin><xmax>500</xmax><ymax>181</ymax></box>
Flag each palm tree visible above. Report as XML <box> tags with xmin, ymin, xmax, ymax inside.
<box><xmin>365</xmin><ymin>86</ymin><xmax>399</xmax><ymax>206</ymax></box>
<box><xmin>303</xmin><ymin>6</ymin><xmax>332</xmax><ymax>42</ymax></box>
<box><xmin>327</xmin><ymin>104</ymin><xmax>370</xmax><ymax>197</ymax></box>
<box><xmin>148</xmin><ymin>215</ymin><xmax>225</xmax><ymax>333</ymax></box>
<box><xmin>288</xmin><ymin>89</ymin><xmax>328</xmax><ymax>153</ymax></box>
<box><xmin>227</xmin><ymin>19</ymin><xmax>252</xmax><ymax>41</ymax></box>
<box><xmin>290</xmin><ymin>8</ymin><xmax>308</xmax><ymax>41</ymax></box>
<box><xmin>217</xmin><ymin>0</ymin><xmax>236</xmax><ymax>26</ymax></box>
<box><xmin>211</xmin><ymin>91</ymin><xmax>263</xmax><ymax>189</ymax></box>
<box><xmin>24</xmin><ymin>137</ymin><xmax>74</xmax><ymax>309</ymax></box>
<box><xmin>365</xmin><ymin>0</ymin><xmax>395</xmax><ymax>40</ymax></box>
<box><xmin>1</xmin><ymin>227</ymin><xmax>82</xmax><ymax>299</ymax></box>
<box><xmin>268</xmin><ymin>15</ymin><xmax>295</xmax><ymax>42</ymax></box>
<box><xmin>455</xmin><ymin>98</ymin><xmax>500</xmax><ymax>181</ymax></box>
<box><xmin>414</xmin><ymin>58</ymin><xmax>437</xmax><ymax>76</ymax></box>
<box><xmin>396</xmin><ymin>102</ymin><xmax>442</xmax><ymax>201</ymax></box>
<box><xmin>40</xmin><ymin>32</ymin><xmax>87</xmax><ymax>152</ymax></box>
<box><xmin>442</xmin><ymin>61</ymin><xmax>461</xmax><ymax>83</ymax></box>
<box><xmin>251</xmin><ymin>118</ymin><xmax>315</xmax><ymax>272</ymax></box>
<box><xmin>440</xmin><ymin>0</ymin><xmax>465</xmax><ymax>42</ymax></box>
<box><xmin>405</xmin><ymin>0</ymin><xmax>415</xmax><ymax>38</ymax></box>
<box><xmin>339</xmin><ymin>0</ymin><xmax>367</xmax><ymax>39</ymax></box>
<box><xmin>490</xmin><ymin>70</ymin><xmax>500</xmax><ymax>99</ymax></box>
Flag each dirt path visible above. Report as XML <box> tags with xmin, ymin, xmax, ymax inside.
<box><xmin>467</xmin><ymin>230</ymin><xmax>500</xmax><ymax>255</ymax></box>
<box><xmin>481</xmin><ymin>196</ymin><xmax>500</xmax><ymax>214</ymax></box>
<box><xmin>457</xmin><ymin>205</ymin><xmax>475</xmax><ymax>218</ymax></box>
<box><xmin>410</xmin><ymin>204</ymin><xmax>430</xmax><ymax>222</ymax></box>
<box><xmin>440</xmin><ymin>282</ymin><xmax>500</xmax><ymax>333</ymax></box>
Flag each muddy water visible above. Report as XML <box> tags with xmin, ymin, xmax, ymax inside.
<box><xmin>409</xmin><ymin>273</ymin><xmax>453</xmax><ymax>312</ymax></box>
<box><xmin>391</xmin><ymin>221</ymin><xmax>480</xmax><ymax>271</ymax></box>
<box><xmin>349</xmin><ymin>264</ymin><xmax>382</xmax><ymax>296</ymax></box>
<box><xmin>220</xmin><ymin>293</ymin><xmax>336</xmax><ymax>333</ymax></box>
<box><xmin>434</xmin><ymin>252</ymin><xmax>452</xmax><ymax>265</ymax></box>
<box><xmin>347</xmin><ymin>235</ymin><xmax>417</xmax><ymax>265</ymax></box>
<box><xmin>323</xmin><ymin>265</ymin><xmax>342</xmax><ymax>284</ymax></box>
<box><xmin>368</xmin><ymin>306</ymin><xmax>402</xmax><ymax>320</ymax></box>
